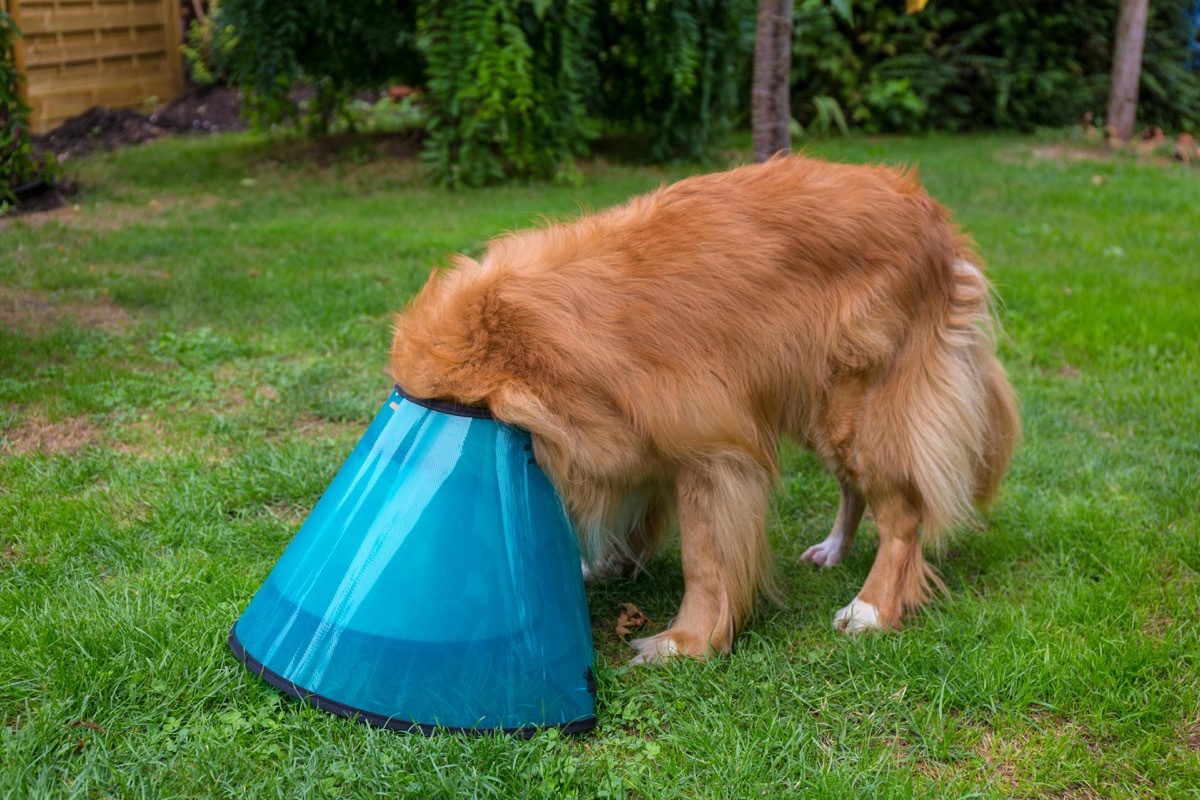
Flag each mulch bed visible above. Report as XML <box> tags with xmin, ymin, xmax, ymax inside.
<box><xmin>8</xmin><ymin>86</ymin><xmax>425</xmax><ymax>218</ymax></box>
<box><xmin>32</xmin><ymin>86</ymin><xmax>245</xmax><ymax>163</ymax></box>
<box><xmin>4</xmin><ymin>87</ymin><xmax>245</xmax><ymax>217</ymax></box>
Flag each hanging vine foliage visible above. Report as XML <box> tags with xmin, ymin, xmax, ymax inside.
<box><xmin>215</xmin><ymin>0</ymin><xmax>754</xmax><ymax>185</ymax></box>
<box><xmin>593</xmin><ymin>0</ymin><xmax>756</xmax><ymax>163</ymax></box>
<box><xmin>213</xmin><ymin>0</ymin><xmax>1200</xmax><ymax>184</ymax></box>
<box><xmin>418</xmin><ymin>0</ymin><xmax>596</xmax><ymax>187</ymax></box>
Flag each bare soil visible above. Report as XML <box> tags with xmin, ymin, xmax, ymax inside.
<box><xmin>5</xmin><ymin>87</ymin><xmax>246</xmax><ymax>217</ymax></box>
<box><xmin>33</xmin><ymin>86</ymin><xmax>245</xmax><ymax>163</ymax></box>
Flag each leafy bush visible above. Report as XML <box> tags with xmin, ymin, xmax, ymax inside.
<box><xmin>213</xmin><ymin>0</ymin><xmax>749</xmax><ymax>184</ymax></box>
<box><xmin>345</xmin><ymin>95</ymin><xmax>426</xmax><ymax>135</ymax></box>
<box><xmin>593</xmin><ymin>0</ymin><xmax>756</xmax><ymax>163</ymax></box>
<box><xmin>214</xmin><ymin>0</ymin><xmax>423</xmax><ymax>130</ymax></box>
<box><xmin>419</xmin><ymin>0</ymin><xmax>595</xmax><ymax>187</ymax></box>
<box><xmin>792</xmin><ymin>0</ymin><xmax>1200</xmax><ymax>134</ymax></box>
<box><xmin>418</xmin><ymin>0</ymin><xmax>754</xmax><ymax>184</ymax></box>
<box><xmin>1</xmin><ymin>10</ymin><xmax>55</xmax><ymax>214</ymax></box>
<box><xmin>181</xmin><ymin>0</ymin><xmax>238</xmax><ymax>88</ymax></box>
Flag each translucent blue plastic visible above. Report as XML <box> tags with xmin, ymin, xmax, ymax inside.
<box><xmin>229</xmin><ymin>387</ymin><xmax>596</xmax><ymax>735</ymax></box>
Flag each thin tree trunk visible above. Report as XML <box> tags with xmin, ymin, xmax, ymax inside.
<box><xmin>1107</xmin><ymin>0</ymin><xmax>1149</xmax><ymax>143</ymax></box>
<box><xmin>752</xmin><ymin>0</ymin><xmax>794</xmax><ymax>163</ymax></box>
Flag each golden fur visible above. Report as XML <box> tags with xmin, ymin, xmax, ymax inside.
<box><xmin>389</xmin><ymin>155</ymin><xmax>1020</xmax><ymax>661</ymax></box>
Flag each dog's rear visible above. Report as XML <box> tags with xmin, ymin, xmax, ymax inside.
<box><xmin>391</xmin><ymin>156</ymin><xmax>1019</xmax><ymax>661</ymax></box>
<box><xmin>807</xmin><ymin>251</ymin><xmax>1019</xmax><ymax>634</ymax></box>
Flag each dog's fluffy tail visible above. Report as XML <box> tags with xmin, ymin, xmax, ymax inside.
<box><xmin>886</xmin><ymin>256</ymin><xmax>1019</xmax><ymax>543</ymax></box>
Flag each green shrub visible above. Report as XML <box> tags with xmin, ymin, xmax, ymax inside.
<box><xmin>214</xmin><ymin>0</ymin><xmax>423</xmax><ymax>130</ymax></box>
<box><xmin>792</xmin><ymin>0</ymin><xmax>1200</xmax><ymax>134</ymax></box>
<box><xmin>1</xmin><ymin>10</ymin><xmax>55</xmax><ymax>214</ymax></box>
<box><xmin>419</xmin><ymin>0</ymin><xmax>595</xmax><ymax>187</ymax></box>
<box><xmin>417</xmin><ymin>0</ymin><xmax>753</xmax><ymax>184</ymax></box>
<box><xmin>593</xmin><ymin>0</ymin><xmax>756</xmax><ymax>162</ymax></box>
<box><xmin>344</xmin><ymin>95</ymin><xmax>426</xmax><ymax>135</ymax></box>
<box><xmin>181</xmin><ymin>1</ymin><xmax>238</xmax><ymax>88</ymax></box>
<box><xmin>213</xmin><ymin>0</ymin><xmax>748</xmax><ymax>185</ymax></box>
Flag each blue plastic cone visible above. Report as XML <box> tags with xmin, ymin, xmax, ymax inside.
<box><xmin>228</xmin><ymin>386</ymin><xmax>596</xmax><ymax>735</ymax></box>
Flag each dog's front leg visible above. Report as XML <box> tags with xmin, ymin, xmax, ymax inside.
<box><xmin>630</xmin><ymin>456</ymin><xmax>772</xmax><ymax>664</ymax></box>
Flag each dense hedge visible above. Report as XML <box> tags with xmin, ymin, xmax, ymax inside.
<box><xmin>592</xmin><ymin>0</ymin><xmax>755</xmax><ymax>163</ymax></box>
<box><xmin>418</xmin><ymin>0</ymin><xmax>596</xmax><ymax>186</ymax></box>
<box><xmin>792</xmin><ymin>0</ymin><xmax>1200</xmax><ymax>134</ymax></box>
<box><xmin>216</xmin><ymin>0</ymin><xmax>753</xmax><ymax>185</ymax></box>
<box><xmin>213</xmin><ymin>0</ymin><xmax>1200</xmax><ymax>185</ymax></box>
<box><xmin>214</xmin><ymin>0</ymin><xmax>422</xmax><ymax>131</ymax></box>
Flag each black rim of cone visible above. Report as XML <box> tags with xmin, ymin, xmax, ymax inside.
<box><xmin>392</xmin><ymin>384</ymin><xmax>495</xmax><ymax>420</ymax></box>
<box><xmin>227</xmin><ymin>626</ymin><xmax>597</xmax><ymax>738</ymax></box>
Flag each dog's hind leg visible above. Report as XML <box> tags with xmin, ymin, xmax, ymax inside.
<box><xmin>801</xmin><ymin>478</ymin><xmax>865</xmax><ymax>568</ymax></box>
<box><xmin>630</xmin><ymin>455</ymin><xmax>774</xmax><ymax>663</ymax></box>
<box><xmin>833</xmin><ymin>486</ymin><xmax>944</xmax><ymax>633</ymax></box>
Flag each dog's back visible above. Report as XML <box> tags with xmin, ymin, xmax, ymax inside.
<box><xmin>392</xmin><ymin>157</ymin><xmax>1013</xmax><ymax>514</ymax></box>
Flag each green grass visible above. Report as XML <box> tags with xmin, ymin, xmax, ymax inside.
<box><xmin>2</xmin><ymin>131</ymin><xmax>1198</xmax><ymax>798</ymax></box>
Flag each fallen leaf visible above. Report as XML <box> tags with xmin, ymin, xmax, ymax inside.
<box><xmin>68</xmin><ymin>720</ymin><xmax>107</xmax><ymax>733</ymax></box>
<box><xmin>615</xmin><ymin>602</ymin><xmax>649</xmax><ymax>636</ymax></box>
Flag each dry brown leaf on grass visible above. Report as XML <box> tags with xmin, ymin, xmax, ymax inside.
<box><xmin>615</xmin><ymin>603</ymin><xmax>649</xmax><ymax>636</ymax></box>
<box><xmin>66</xmin><ymin>720</ymin><xmax>106</xmax><ymax>752</ymax></box>
<box><xmin>68</xmin><ymin>720</ymin><xmax>107</xmax><ymax>733</ymax></box>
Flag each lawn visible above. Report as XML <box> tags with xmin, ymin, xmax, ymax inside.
<box><xmin>1</xmin><ymin>131</ymin><xmax>1198</xmax><ymax>799</ymax></box>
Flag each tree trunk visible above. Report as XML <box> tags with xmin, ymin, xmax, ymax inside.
<box><xmin>1107</xmin><ymin>0</ymin><xmax>1149</xmax><ymax>143</ymax></box>
<box><xmin>752</xmin><ymin>0</ymin><xmax>794</xmax><ymax>163</ymax></box>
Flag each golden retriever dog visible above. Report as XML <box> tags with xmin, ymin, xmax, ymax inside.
<box><xmin>389</xmin><ymin>155</ymin><xmax>1019</xmax><ymax>664</ymax></box>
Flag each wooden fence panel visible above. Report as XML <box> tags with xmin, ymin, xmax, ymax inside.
<box><xmin>6</xmin><ymin>0</ymin><xmax>185</xmax><ymax>133</ymax></box>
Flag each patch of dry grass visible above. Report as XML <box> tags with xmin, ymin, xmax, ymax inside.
<box><xmin>1</xmin><ymin>413</ymin><xmax>106</xmax><ymax>455</ymax></box>
<box><xmin>0</xmin><ymin>286</ymin><xmax>130</xmax><ymax>336</ymax></box>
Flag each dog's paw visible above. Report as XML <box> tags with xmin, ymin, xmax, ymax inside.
<box><xmin>801</xmin><ymin>536</ymin><xmax>847</xmax><ymax>568</ymax></box>
<box><xmin>628</xmin><ymin>633</ymin><xmax>682</xmax><ymax>665</ymax></box>
<box><xmin>833</xmin><ymin>598</ymin><xmax>881</xmax><ymax>634</ymax></box>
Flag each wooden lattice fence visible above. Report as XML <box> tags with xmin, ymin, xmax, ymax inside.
<box><xmin>3</xmin><ymin>0</ymin><xmax>184</xmax><ymax>133</ymax></box>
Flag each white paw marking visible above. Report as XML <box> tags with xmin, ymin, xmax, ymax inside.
<box><xmin>801</xmin><ymin>535</ymin><xmax>846</xmax><ymax>568</ymax></box>
<box><xmin>833</xmin><ymin>598</ymin><xmax>881</xmax><ymax>634</ymax></box>
<box><xmin>628</xmin><ymin>634</ymin><xmax>680</xmax><ymax>666</ymax></box>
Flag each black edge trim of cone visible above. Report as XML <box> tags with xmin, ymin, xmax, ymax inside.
<box><xmin>393</xmin><ymin>384</ymin><xmax>495</xmax><ymax>420</ymax></box>
<box><xmin>227</xmin><ymin>627</ymin><xmax>596</xmax><ymax>738</ymax></box>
